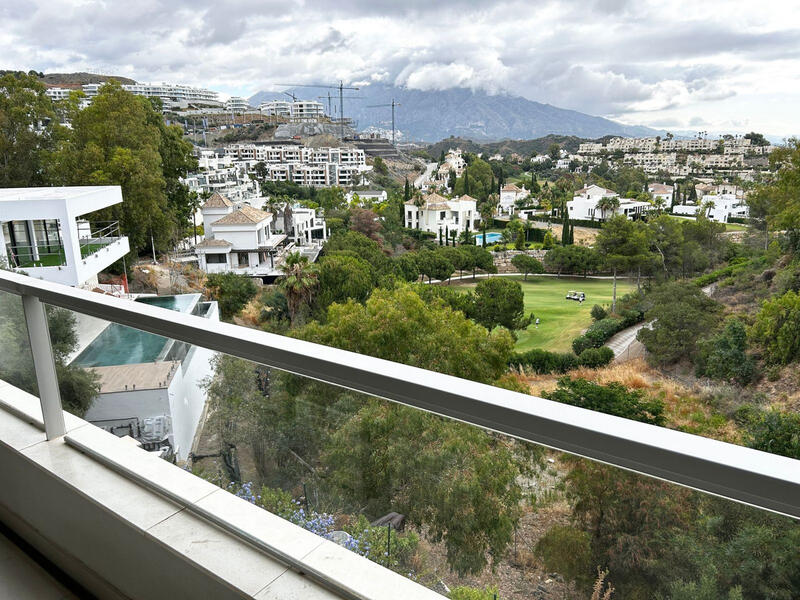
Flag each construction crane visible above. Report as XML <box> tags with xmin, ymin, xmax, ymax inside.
<box><xmin>366</xmin><ymin>99</ymin><xmax>401</xmax><ymax>147</ymax></box>
<box><xmin>283</xmin><ymin>91</ymin><xmax>298</xmax><ymax>102</ymax></box>
<box><xmin>318</xmin><ymin>93</ymin><xmax>361</xmax><ymax>119</ymax></box>
<box><xmin>278</xmin><ymin>81</ymin><xmax>359</xmax><ymax>139</ymax></box>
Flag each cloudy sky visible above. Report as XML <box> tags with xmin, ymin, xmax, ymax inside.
<box><xmin>3</xmin><ymin>0</ymin><xmax>800</xmax><ymax>136</ymax></box>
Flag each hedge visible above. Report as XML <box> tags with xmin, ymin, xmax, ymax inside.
<box><xmin>509</xmin><ymin>346</ymin><xmax>614</xmax><ymax>374</ymax></box>
<box><xmin>571</xmin><ymin>310</ymin><xmax>644</xmax><ymax>354</ymax></box>
<box><xmin>535</xmin><ymin>215</ymin><xmax>604</xmax><ymax>229</ymax></box>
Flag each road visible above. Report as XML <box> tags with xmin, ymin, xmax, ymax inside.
<box><xmin>414</xmin><ymin>162</ymin><xmax>437</xmax><ymax>189</ymax></box>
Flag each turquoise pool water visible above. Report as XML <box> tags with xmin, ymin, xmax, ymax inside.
<box><xmin>72</xmin><ymin>294</ymin><xmax>200</xmax><ymax>368</ymax></box>
<box><xmin>474</xmin><ymin>232</ymin><xmax>503</xmax><ymax>245</ymax></box>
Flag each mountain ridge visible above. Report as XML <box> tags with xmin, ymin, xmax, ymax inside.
<box><xmin>249</xmin><ymin>83</ymin><xmax>659</xmax><ymax>142</ymax></box>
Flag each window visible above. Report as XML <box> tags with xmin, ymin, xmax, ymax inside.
<box><xmin>238</xmin><ymin>252</ymin><xmax>249</xmax><ymax>267</ymax></box>
<box><xmin>440</xmin><ymin>211</ymin><xmax>446</xmax><ymax>220</ymax></box>
<box><xmin>206</xmin><ymin>253</ymin><xmax>227</xmax><ymax>264</ymax></box>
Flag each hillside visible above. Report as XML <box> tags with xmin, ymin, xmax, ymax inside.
<box><xmin>249</xmin><ymin>83</ymin><xmax>658</xmax><ymax>142</ymax></box>
<box><xmin>38</xmin><ymin>72</ymin><xmax>136</xmax><ymax>86</ymax></box>
<box><xmin>423</xmin><ymin>135</ymin><xmax>588</xmax><ymax>158</ymax></box>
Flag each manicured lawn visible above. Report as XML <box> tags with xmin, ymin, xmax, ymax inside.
<box><xmin>454</xmin><ymin>276</ymin><xmax>636</xmax><ymax>352</ymax></box>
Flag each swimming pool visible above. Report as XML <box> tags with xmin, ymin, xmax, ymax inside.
<box><xmin>474</xmin><ymin>232</ymin><xmax>504</xmax><ymax>245</ymax></box>
<box><xmin>72</xmin><ymin>294</ymin><xmax>201</xmax><ymax>367</ymax></box>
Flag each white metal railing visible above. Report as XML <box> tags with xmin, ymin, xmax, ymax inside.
<box><xmin>1</xmin><ymin>268</ymin><xmax>800</xmax><ymax>521</ymax></box>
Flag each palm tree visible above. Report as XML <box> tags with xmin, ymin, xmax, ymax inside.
<box><xmin>596</xmin><ymin>196</ymin><xmax>620</xmax><ymax>221</ymax></box>
<box><xmin>279</xmin><ymin>252</ymin><xmax>318</xmax><ymax>327</ymax></box>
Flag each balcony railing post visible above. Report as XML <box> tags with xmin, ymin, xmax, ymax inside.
<box><xmin>21</xmin><ymin>295</ymin><xmax>66</xmax><ymax>440</ymax></box>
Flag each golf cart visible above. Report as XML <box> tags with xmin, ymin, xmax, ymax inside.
<box><xmin>566</xmin><ymin>290</ymin><xmax>586</xmax><ymax>302</ymax></box>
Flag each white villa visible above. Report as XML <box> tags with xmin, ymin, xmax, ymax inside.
<box><xmin>648</xmin><ymin>183</ymin><xmax>674</xmax><ymax>205</ymax></box>
<box><xmin>0</xmin><ymin>186</ymin><xmax>130</xmax><ymax>287</ymax></box>
<box><xmin>498</xmin><ymin>183</ymin><xmax>530</xmax><ymax>215</ymax></box>
<box><xmin>196</xmin><ymin>195</ymin><xmax>281</xmax><ymax>275</ymax></box>
<box><xmin>404</xmin><ymin>192</ymin><xmax>478</xmax><ymax>235</ymax></box>
<box><xmin>673</xmin><ymin>194</ymin><xmax>749</xmax><ymax>223</ymax></box>
<box><xmin>195</xmin><ymin>193</ymin><xmax>327</xmax><ymax>277</ymax></box>
<box><xmin>435</xmin><ymin>149</ymin><xmax>467</xmax><ymax>189</ymax></box>
<box><xmin>567</xmin><ymin>185</ymin><xmax>650</xmax><ymax>221</ymax></box>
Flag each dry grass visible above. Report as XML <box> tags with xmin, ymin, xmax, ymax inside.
<box><xmin>519</xmin><ymin>359</ymin><xmax>741</xmax><ymax>443</ymax></box>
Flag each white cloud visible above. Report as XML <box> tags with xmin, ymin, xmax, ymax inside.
<box><xmin>3</xmin><ymin>0</ymin><xmax>800</xmax><ymax>134</ymax></box>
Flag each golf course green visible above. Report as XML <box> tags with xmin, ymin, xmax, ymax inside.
<box><xmin>454</xmin><ymin>275</ymin><xmax>636</xmax><ymax>352</ymax></box>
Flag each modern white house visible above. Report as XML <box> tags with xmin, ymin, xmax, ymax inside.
<box><xmin>224</xmin><ymin>96</ymin><xmax>251</xmax><ymax>113</ymax></box>
<box><xmin>73</xmin><ymin>293</ymin><xmax>220</xmax><ymax>461</ymax></box>
<box><xmin>498</xmin><ymin>183</ymin><xmax>530</xmax><ymax>215</ymax></box>
<box><xmin>672</xmin><ymin>194</ymin><xmax>749</xmax><ymax>223</ymax></box>
<box><xmin>0</xmin><ymin>186</ymin><xmax>130</xmax><ymax>287</ymax></box>
<box><xmin>345</xmin><ymin>190</ymin><xmax>388</xmax><ymax>205</ymax></box>
<box><xmin>567</xmin><ymin>185</ymin><xmax>650</xmax><ymax>221</ymax></box>
<box><xmin>404</xmin><ymin>193</ymin><xmax>478</xmax><ymax>235</ymax></box>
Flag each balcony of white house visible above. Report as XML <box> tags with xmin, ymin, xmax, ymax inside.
<box><xmin>0</xmin><ymin>269</ymin><xmax>799</xmax><ymax>598</ymax></box>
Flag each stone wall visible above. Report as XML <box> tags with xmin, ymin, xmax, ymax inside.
<box><xmin>493</xmin><ymin>249</ymin><xmax>548</xmax><ymax>273</ymax></box>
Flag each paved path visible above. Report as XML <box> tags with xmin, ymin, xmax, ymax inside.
<box><xmin>414</xmin><ymin>162</ymin><xmax>437</xmax><ymax>189</ymax></box>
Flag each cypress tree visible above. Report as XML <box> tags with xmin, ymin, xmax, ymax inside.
<box><xmin>445</xmin><ymin>226</ymin><xmax>449</xmax><ymax>246</ymax></box>
<box><xmin>439</xmin><ymin>227</ymin><xmax>443</xmax><ymax>245</ymax></box>
<box><xmin>464</xmin><ymin>170</ymin><xmax>470</xmax><ymax>195</ymax></box>
<box><xmin>569</xmin><ymin>223</ymin><xmax>574</xmax><ymax>244</ymax></box>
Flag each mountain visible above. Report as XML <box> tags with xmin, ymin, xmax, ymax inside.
<box><xmin>249</xmin><ymin>83</ymin><xmax>657</xmax><ymax>142</ymax></box>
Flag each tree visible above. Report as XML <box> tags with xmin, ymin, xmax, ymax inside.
<box><xmin>596</xmin><ymin>216</ymin><xmax>650</xmax><ymax>311</ymax></box>
<box><xmin>315</xmin><ymin>254</ymin><xmax>376</xmax><ymax>312</ymax></box>
<box><xmin>349</xmin><ymin>208</ymin><xmax>382</xmax><ymax>240</ymax></box>
<box><xmin>0</xmin><ymin>72</ymin><xmax>58</xmax><ymax>187</ymax></box>
<box><xmin>596</xmin><ymin>196</ymin><xmax>621</xmax><ymax>221</ymax></box>
<box><xmin>278</xmin><ymin>252</ymin><xmax>319</xmax><ymax>326</ymax></box>
<box><xmin>750</xmin><ymin>290</ymin><xmax>800</xmax><ymax>364</ymax></box>
<box><xmin>206</xmin><ymin>272</ymin><xmax>259</xmax><ymax>319</ymax></box>
<box><xmin>460</xmin><ymin>245</ymin><xmax>496</xmax><ymax>279</ymax></box>
<box><xmin>637</xmin><ymin>282</ymin><xmax>722</xmax><ymax>365</ymax></box>
<box><xmin>416</xmin><ymin>248</ymin><xmax>455</xmax><ymax>282</ymax></box>
<box><xmin>473</xmin><ymin>277</ymin><xmax>532</xmax><ymax>330</ymax></box>
<box><xmin>372</xmin><ymin>156</ymin><xmax>389</xmax><ymax>175</ymax></box>
<box><xmin>748</xmin><ymin>139</ymin><xmax>800</xmax><ymax>251</ymax></box>
<box><xmin>48</xmin><ymin>82</ymin><xmax>196</xmax><ymax>255</ymax></box>
<box><xmin>548</xmin><ymin>143</ymin><xmax>561</xmax><ymax>161</ymax></box>
<box><xmin>511</xmin><ymin>254</ymin><xmax>543</xmax><ymax>280</ymax></box>
<box><xmin>694</xmin><ymin>319</ymin><xmax>756</xmax><ymax>384</ymax></box>
<box><xmin>0</xmin><ymin>290</ymin><xmax>99</xmax><ymax>416</ymax></box>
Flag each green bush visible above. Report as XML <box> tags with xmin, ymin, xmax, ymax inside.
<box><xmin>750</xmin><ymin>290</ymin><xmax>800</xmax><ymax>364</ymax></box>
<box><xmin>577</xmin><ymin>346</ymin><xmax>615</xmax><ymax>368</ymax></box>
<box><xmin>694</xmin><ymin>319</ymin><xmax>757</xmax><ymax>385</ymax></box>
<box><xmin>509</xmin><ymin>348</ymin><xmax>578</xmax><ymax>374</ymax></box>
<box><xmin>543</xmin><ymin>377</ymin><xmax>665</xmax><ymax>425</ymax></box>
<box><xmin>590</xmin><ymin>304</ymin><xmax>607</xmax><ymax>321</ymax></box>
<box><xmin>572</xmin><ymin>317</ymin><xmax>627</xmax><ymax>353</ymax></box>
<box><xmin>449</xmin><ymin>585</ymin><xmax>499</xmax><ymax>600</ymax></box>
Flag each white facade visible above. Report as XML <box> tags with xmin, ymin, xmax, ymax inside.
<box><xmin>79</xmin><ymin>294</ymin><xmax>220</xmax><ymax>461</ymax></box>
<box><xmin>498</xmin><ymin>183</ymin><xmax>530</xmax><ymax>215</ymax></box>
<box><xmin>567</xmin><ymin>185</ymin><xmax>650</xmax><ymax>221</ymax></box>
<box><xmin>81</xmin><ymin>82</ymin><xmax>219</xmax><ymax>109</ymax></box>
<box><xmin>345</xmin><ymin>190</ymin><xmax>388</xmax><ymax>205</ymax></box>
<box><xmin>404</xmin><ymin>193</ymin><xmax>477</xmax><ymax>235</ymax></box>
<box><xmin>224</xmin><ymin>96</ymin><xmax>251</xmax><ymax>113</ymax></box>
<box><xmin>223</xmin><ymin>143</ymin><xmax>369</xmax><ymax>188</ymax></box>
<box><xmin>0</xmin><ymin>186</ymin><xmax>130</xmax><ymax>287</ymax></box>
<box><xmin>648</xmin><ymin>183</ymin><xmax>674</xmax><ymax>205</ymax></box>
<box><xmin>702</xmin><ymin>194</ymin><xmax>750</xmax><ymax>223</ymax></box>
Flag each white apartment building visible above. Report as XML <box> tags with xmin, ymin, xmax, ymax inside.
<box><xmin>258</xmin><ymin>100</ymin><xmax>325</xmax><ymax>121</ymax></box>
<box><xmin>577</xmin><ymin>142</ymin><xmax>604</xmax><ymax>154</ymax></box>
<box><xmin>223</xmin><ymin>143</ymin><xmax>369</xmax><ymax>188</ymax></box>
<box><xmin>435</xmin><ymin>149</ymin><xmax>467</xmax><ymax>187</ymax></box>
<box><xmin>607</xmin><ymin>137</ymin><xmax>658</xmax><ymax>153</ymax></box>
<box><xmin>0</xmin><ymin>186</ymin><xmax>130</xmax><ymax>287</ymax></box>
<box><xmin>404</xmin><ymin>193</ymin><xmax>477</xmax><ymax>235</ymax></box>
<box><xmin>81</xmin><ymin>82</ymin><xmax>219</xmax><ymax>109</ymax></box>
<box><xmin>184</xmin><ymin>162</ymin><xmax>261</xmax><ymax>204</ymax></box>
<box><xmin>567</xmin><ymin>185</ymin><xmax>650</xmax><ymax>221</ymax></box>
<box><xmin>44</xmin><ymin>86</ymin><xmax>75</xmax><ymax>101</ymax></box>
<box><xmin>224</xmin><ymin>96</ymin><xmax>251</xmax><ymax>113</ymax></box>
<box><xmin>625</xmin><ymin>153</ymin><xmax>678</xmax><ymax>173</ymax></box>
<box><xmin>498</xmin><ymin>183</ymin><xmax>530</xmax><ymax>215</ymax></box>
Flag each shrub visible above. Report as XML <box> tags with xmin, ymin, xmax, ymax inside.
<box><xmin>590</xmin><ymin>304</ymin><xmax>607</xmax><ymax>321</ymax></box>
<box><xmin>543</xmin><ymin>377</ymin><xmax>665</xmax><ymax>425</ymax></box>
<box><xmin>573</xmin><ymin>317</ymin><xmax>625</xmax><ymax>353</ymax></box>
<box><xmin>509</xmin><ymin>348</ymin><xmax>578</xmax><ymax>374</ymax></box>
<box><xmin>751</xmin><ymin>290</ymin><xmax>800</xmax><ymax>364</ymax></box>
<box><xmin>694</xmin><ymin>319</ymin><xmax>757</xmax><ymax>385</ymax></box>
<box><xmin>578</xmin><ymin>346</ymin><xmax>615</xmax><ymax>368</ymax></box>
